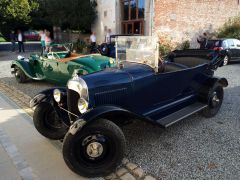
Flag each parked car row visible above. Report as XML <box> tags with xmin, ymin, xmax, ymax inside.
<box><xmin>205</xmin><ymin>38</ymin><xmax>240</xmax><ymax>65</ymax></box>
<box><xmin>11</xmin><ymin>36</ymin><xmax>231</xmax><ymax>178</ymax></box>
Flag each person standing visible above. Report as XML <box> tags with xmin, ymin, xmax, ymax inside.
<box><xmin>17</xmin><ymin>30</ymin><xmax>25</xmax><ymax>52</ymax></box>
<box><xmin>39</xmin><ymin>30</ymin><xmax>46</xmax><ymax>53</ymax></box>
<box><xmin>90</xmin><ymin>32</ymin><xmax>97</xmax><ymax>53</ymax></box>
<box><xmin>10</xmin><ymin>31</ymin><xmax>16</xmax><ymax>52</ymax></box>
<box><xmin>45</xmin><ymin>30</ymin><xmax>52</xmax><ymax>52</ymax></box>
<box><xmin>105</xmin><ymin>29</ymin><xmax>112</xmax><ymax>44</ymax></box>
<box><xmin>197</xmin><ymin>32</ymin><xmax>208</xmax><ymax>49</ymax></box>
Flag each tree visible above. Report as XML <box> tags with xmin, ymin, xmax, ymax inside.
<box><xmin>217</xmin><ymin>16</ymin><xmax>240</xmax><ymax>40</ymax></box>
<box><xmin>0</xmin><ymin>0</ymin><xmax>39</xmax><ymax>40</ymax></box>
<box><xmin>43</xmin><ymin>0</ymin><xmax>97</xmax><ymax>33</ymax></box>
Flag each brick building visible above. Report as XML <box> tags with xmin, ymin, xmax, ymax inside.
<box><xmin>92</xmin><ymin>0</ymin><xmax>240</xmax><ymax>46</ymax></box>
<box><xmin>154</xmin><ymin>0</ymin><xmax>240</xmax><ymax>47</ymax></box>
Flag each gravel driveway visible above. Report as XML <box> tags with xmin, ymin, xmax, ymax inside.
<box><xmin>0</xmin><ymin>51</ymin><xmax>239</xmax><ymax>179</ymax></box>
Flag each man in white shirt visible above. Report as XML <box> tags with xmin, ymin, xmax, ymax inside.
<box><xmin>90</xmin><ymin>32</ymin><xmax>96</xmax><ymax>53</ymax></box>
<box><xmin>17</xmin><ymin>30</ymin><xmax>25</xmax><ymax>52</ymax></box>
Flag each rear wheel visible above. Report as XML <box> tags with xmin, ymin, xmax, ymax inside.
<box><xmin>100</xmin><ymin>43</ymin><xmax>109</xmax><ymax>56</ymax></box>
<box><xmin>14</xmin><ymin>67</ymin><xmax>28</xmax><ymax>83</ymax></box>
<box><xmin>33</xmin><ymin>102</ymin><xmax>68</xmax><ymax>140</ymax></box>
<box><xmin>201</xmin><ymin>84</ymin><xmax>223</xmax><ymax>118</ymax></box>
<box><xmin>62</xmin><ymin>119</ymin><xmax>126</xmax><ymax>177</ymax></box>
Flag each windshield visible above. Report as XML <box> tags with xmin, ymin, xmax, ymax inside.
<box><xmin>50</xmin><ymin>43</ymin><xmax>73</xmax><ymax>52</ymax></box>
<box><xmin>115</xmin><ymin>36</ymin><xmax>159</xmax><ymax>70</ymax></box>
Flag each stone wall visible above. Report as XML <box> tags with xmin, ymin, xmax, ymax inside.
<box><xmin>154</xmin><ymin>0</ymin><xmax>240</xmax><ymax>48</ymax></box>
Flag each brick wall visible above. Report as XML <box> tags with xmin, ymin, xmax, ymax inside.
<box><xmin>154</xmin><ymin>0</ymin><xmax>240</xmax><ymax>48</ymax></box>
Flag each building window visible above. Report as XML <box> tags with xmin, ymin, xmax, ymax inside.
<box><xmin>122</xmin><ymin>0</ymin><xmax>145</xmax><ymax>20</ymax></box>
<box><xmin>104</xmin><ymin>11</ymin><xmax>107</xmax><ymax>17</ymax></box>
<box><xmin>121</xmin><ymin>0</ymin><xmax>145</xmax><ymax>35</ymax></box>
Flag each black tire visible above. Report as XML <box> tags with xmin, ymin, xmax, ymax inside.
<box><xmin>223</xmin><ymin>55</ymin><xmax>229</xmax><ymax>66</ymax></box>
<box><xmin>201</xmin><ymin>84</ymin><xmax>224</xmax><ymax>118</ymax></box>
<box><xmin>100</xmin><ymin>43</ymin><xmax>109</xmax><ymax>56</ymax></box>
<box><xmin>33</xmin><ymin>102</ymin><xmax>68</xmax><ymax>140</ymax></box>
<box><xmin>14</xmin><ymin>67</ymin><xmax>28</xmax><ymax>83</ymax></box>
<box><xmin>62</xmin><ymin>119</ymin><xmax>126</xmax><ymax>177</ymax></box>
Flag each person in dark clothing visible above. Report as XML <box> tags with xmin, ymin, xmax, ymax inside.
<box><xmin>10</xmin><ymin>31</ymin><xmax>16</xmax><ymax>52</ymax></box>
<box><xmin>17</xmin><ymin>30</ymin><xmax>25</xmax><ymax>52</ymax></box>
<box><xmin>197</xmin><ymin>32</ymin><xmax>208</xmax><ymax>49</ymax></box>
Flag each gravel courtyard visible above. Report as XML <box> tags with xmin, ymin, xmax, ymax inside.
<box><xmin>0</xmin><ymin>51</ymin><xmax>239</xmax><ymax>179</ymax></box>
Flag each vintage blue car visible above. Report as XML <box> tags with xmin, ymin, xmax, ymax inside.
<box><xmin>30</xmin><ymin>36</ymin><xmax>228</xmax><ymax>177</ymax></box>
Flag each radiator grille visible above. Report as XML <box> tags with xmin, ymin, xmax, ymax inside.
<box><xmin>67</xmin><ymin>88</ymin><xmax>81</xmax><ymax>121</ymax></box>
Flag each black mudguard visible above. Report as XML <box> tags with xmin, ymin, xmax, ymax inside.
<box><xmin>30</xmin><ymin>87</ymin><xmax>70</xmax><ymax>125</ymax></box>
<box><xmin>198</xmin><ymin>76</ymin><xmax>228</xmax><ymax>102</ymax></box>
<box><xmin>68</xmin><ymin>105</ymin><xmax>147</xmax><ymax>135</ymax></box>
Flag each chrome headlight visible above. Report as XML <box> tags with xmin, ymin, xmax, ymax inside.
<box><xmin>77</xmin><ymin>98</ymin><xmax>89</xmax><ymax>113</ymax></box>
<box><xmin>53</xmin><ymin>89</ymin><xmax>61</xmax><ymax>103</ymax></box>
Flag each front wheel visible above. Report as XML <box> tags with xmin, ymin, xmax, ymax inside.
<box><xmin>62</xmin><ymin>119</ymin><xmax>126</xmax><ymax>177</ymax></box>
<box><xmin>33</xmin><ymin>102</ymin><xmax>68</xmax><ymax>140</ymax></box>
<box><xmin>201</xmin><ymin>85</ymin><xmax>224</xmax><ymax>118</ymax></box>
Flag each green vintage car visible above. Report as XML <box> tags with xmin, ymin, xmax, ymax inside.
<box><xmin>11</xmin><ymin>44</ymin><xmax>115</xmax><ymax>85</ymax></box>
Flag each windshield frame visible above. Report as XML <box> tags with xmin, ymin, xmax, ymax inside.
<box><xmin>115</xmin><ymin>36</ymin><xmax>159</xmax><ymax>71</ymax></box>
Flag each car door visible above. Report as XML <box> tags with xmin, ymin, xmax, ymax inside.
<box><xmin>40</xmin><ymin>52</ymin><xmax>60</xmax><ymax>82</ymax></box>
<box><xmin>233</xmin><ymin>39</ymin><xmax>240</xmax><ymax>58</ymax></box>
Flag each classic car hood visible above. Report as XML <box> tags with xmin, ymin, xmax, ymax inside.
<box><xmin>81</xmin><ymin>62</ymin><xmax>154</xmax><ymax>107</ymax></box>
<box><xmin>82</xmin><ymin>62</ymin><xmax>154</xmax><ymax>90</ymax></box>
<box><xmin>71</xmin><ymin>55</ymin><xmax>114</xmax><ymax>71</ymax></box>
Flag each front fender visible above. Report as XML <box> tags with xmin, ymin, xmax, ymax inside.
<box><xmin>11</xmin><ymin>60</ymin><xmax>35</xmax><ymax>78</ymax></box>
<box><xmin>68</xmin><ymin>106</ymin><xmax>146</xmax><ymax>135</ymax></box>
<box><xmin>30</xmin><ymin>87</ymin><xmax>67</xmax><ymax>108</ymax></box>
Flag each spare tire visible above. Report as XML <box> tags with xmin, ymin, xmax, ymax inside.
<box><xmin>100</xmin><ymin>43</ymin><xmax>109</xmax><ymax>56</ymax></box>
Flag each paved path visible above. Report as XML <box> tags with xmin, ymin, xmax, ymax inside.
<box><xmin>0</xmin><ymin>92</ymin><xmax>89</xmax><ymax>180</ymax></box>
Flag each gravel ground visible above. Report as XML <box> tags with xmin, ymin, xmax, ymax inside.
<box><xmin>0</xmin><ymin>51</ymin><xmax>239</xmax><ymax>179</ymax></box>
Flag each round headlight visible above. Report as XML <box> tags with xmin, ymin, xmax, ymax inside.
<box><xmin>53</xmin><ymin>89</ymin><xmax>61</xmax><ymax>103</ymax></box>
<box><xmin>78</xmin><ymin>98</ymin><xmax>88</xmax><ymax>114</ymax></box>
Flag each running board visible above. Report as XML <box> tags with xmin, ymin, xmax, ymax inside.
<box><xmin>156</xmin><ymin>102</ymin><xmax>207</xmax><ymax>128</ymax></box>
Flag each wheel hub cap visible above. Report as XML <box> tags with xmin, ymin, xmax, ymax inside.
<box><xmin>223</xmin><ymin>56</ymin><xmax>228</xmax><ymax>65</ymax></box>
<box><xmin>212</xmin><ymin>92</ymin><xmax>220</xmax><ymax>107</ymax></box>
<box><xmin>86</xmin><ymin>142</ymin><xmax>103</xmax><ymax>158</ymax></box>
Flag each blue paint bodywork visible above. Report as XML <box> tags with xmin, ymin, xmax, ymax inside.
<box><xmin>81</xmin><ymin>61</ymin><xmax>210</xmax><ymax>123</ymax></box>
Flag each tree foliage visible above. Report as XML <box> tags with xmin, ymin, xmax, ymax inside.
<box><xmin>0</xmin><ymin>0</ymin><xmax>39</xmax><ymax>39</ymax></box>
<box><xmin>43</xmin><ymin>0</ymin><xmax>97</xmax><ymax>32</ymax></box>
<box><xmin>217</xmin><ymin>16</ymin><xmax>240</xmax><ymax>39</ymax></box>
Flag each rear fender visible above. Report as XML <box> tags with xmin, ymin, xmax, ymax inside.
<box><xmin>198</xmin><ymin>77</ymin><xmax>228</xmax><ymax>102</ymax></box>
<box><xmin>11</xmin><ymin>60</ymin><xmax>35</xmax><ymax>78</ymax></box>
<box><xmin>68</xmin><ymin>106</ymin><xmax>146</xmax><ymax>135</ymax></box>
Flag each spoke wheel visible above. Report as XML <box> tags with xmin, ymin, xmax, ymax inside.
<box><xmin>223</xmin><ymin>55</ymin><xmax>229</xmax><ymax>66</ymax></box>
<box><xmin>202</xmin><ymin>85</ymin><xmax>223</xmax><ymax>118</ymax></box>
<box><xmin>14</xmin><ymin>67</ymin><xmax>28</xmax><ymax>83</ymax></box>
<box><xmin>33</xmin><ymin>102</ymin><xmax>68</xmax><ymax>140</ymax></box>
<box><xmin>63</xmin><ymin>119</ymin><xmax>126</xmax><ymax>177</ymax></box>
